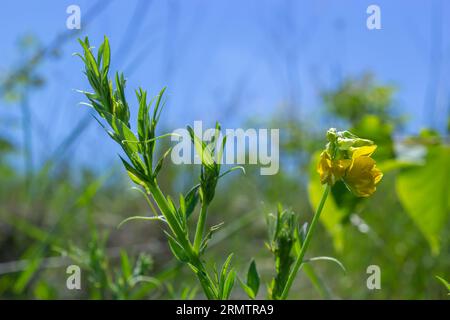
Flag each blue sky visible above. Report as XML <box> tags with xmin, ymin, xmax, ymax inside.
<box><xmin>1</xmin><ymin>0</ymin><xmax>449</xmax><ymax>170</ymax></box>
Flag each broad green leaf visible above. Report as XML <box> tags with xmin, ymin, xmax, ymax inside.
<box><xmin>308</xmin><ymin>152</ymin><xmax>346</xmax><ymax>251</ymax></box>
<box><xmin>396</xmin><ymin>145</ymin><xmax>450</xmax><ymax>255</ymax></box>
<box><xmin>246</xmin><ymin>259</ymin><xmax>260</xmax><ymax>298</ymax></box>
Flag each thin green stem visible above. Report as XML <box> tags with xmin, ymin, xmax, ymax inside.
<box><xmin>193</xmin><ymin>202</ymin><xmax>208</xmax><ymax>253</ymax></box>
<box><xmin>280</xmin><ymin>185</ymin><xmax>330</xmax><ymax>300</ymax></box>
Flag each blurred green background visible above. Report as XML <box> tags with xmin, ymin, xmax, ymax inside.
<box><xmin>0</xmin><ymin>0</ymin><xmax>449</xmax><ymax>299</ymax></box>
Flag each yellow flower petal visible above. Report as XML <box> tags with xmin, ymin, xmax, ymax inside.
<box><xmin>317</xmin><ymin>152</ymin><xmax>352</xmax><ymax>185</ymax></box>
<box><xmin>317</xmin><ymin>151</ymin><xmax>333</xmax><ymax>185</ymax></box>
<box><xmin>351</xmin><ymin>145</ymin><xmax>377</xmax><ymax>159</ymax></box>
<box><xmin>334</xmin><ymin>159</ymin><xmax>352</xmax><ymax>180</ymax></box>
<box><xmin>343</xmin><ymin>156</ymin><xmax>382</xmax><ymax>197</ymax></box>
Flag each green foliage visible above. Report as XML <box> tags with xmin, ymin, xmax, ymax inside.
<box><xmin>76</xmin><ymin>36</ymin><xmax>243</xmax><ymax>300</ymax></box>
<box><xmin>435</xmin><ymin>276</ymin><xmax>450</xmax><ymax>295</ymax></box>
<box><xmin>239</xmin><ymin>259</ymin><xmax>260</xmax><ymax>299</ymax></box>
<box><xmin>266</xmin><ymin>205</ymin><xmax>297</xmax><ymax>299</ymax></box>
<box><xmin>61</xmin><ymin>233</ymin><xmax>157</xmax><ymax>299</ymax></box>
<box><xmin>323</xmin><ymin>73</ymin><xmax>397</xmax><ymax>125</ymax></box>
<box><xmin>396</xmin><ymin>145</ymin><xmax>450</xmax><ymax>255</ymax></box>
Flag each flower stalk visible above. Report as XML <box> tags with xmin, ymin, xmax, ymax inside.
<box><xmin>279</xmin><ymin>185</ymin><xmax>330</xmax><ymax>299</ymax></box>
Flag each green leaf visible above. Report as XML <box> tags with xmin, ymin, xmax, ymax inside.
<box><xmin>304</xmin><ymin>256</ymin><xmax>347</xmax><ymax>273</ymax></box>
<box><xmin>222</xmin><ymin>270</ymin><xmax>236</xmax><ymax>299</ymax></box>
<box><xmin>187</xmin><ymin>126</ymin><xmax>215</xmax><ymax>168</ymax></box>
<box><xmin>220</xmin><ymin>254</ymin><xmax>233</xmax><ymax>282</ymax></box>
<box><xmin>435</xmin><ymin>276</ymin><xmax>450</xmax><ymax>293</ymax></box>
<box><xmin>78</xmin><ymin>38</ymin><xmax>99</xmax><ymax>78</ymax></box>
<box><xmin>119</xmin><ymin>156</ymin><xmax>149</xmax><ymax>192</ymax></box>
<box><xmin>137</xmin><ymin>88</ymin><xmax>149</xmax><ymax>143</ymax></box>
<box><xmin>218</xmin><ymin>166</ymin><xmax>245</xmax><ymax>179</ymax></box>
<box><xmin>165</xmin><ymin>232</ymin><xmax>189</xmax><ymax>263</ymax></box>
<box><xmin>117</xmin><ymin>215</ymin><xmax>166</xmax><ymax>229</ymax></box>
<box><xmin>219</xmin><ymin>254</ymin><xmax>234</xmax><ymax>298</ymax></box>
<box><xmin>396</xmin><ymin>145</ymin><xmax>450</xmax><ymax>255</ymax></box>
<box><xmin>102</xmin><ymin>111</ymin><xmax>139</xmax><ymax>154</ymax></box>
<box><xmin>308</xmin><ymin>152</ymin><xmax>346</xmax><ymax>251</ymax></box>
<box><xmin>101</xmin><ymin>36</ymin><xmax>110</xmax><ymax>76</ymax></box>
<box><xmin>184</xmin><ymin>185</ymin><xmax>200</xmax><ymax>219</ymax></box>
<box><xmin>153</xmin><ymin>87</ymin><xmax>167</xmax><ymax>123</ymax></box>
<box><xmin>120</xmin><ymin>250</ymin><xmax>132</xmax><ymax>281</ymax></box>
<box><xmin>239</xmin><ymin>280</ymin><xmax>255</xmax><ymax>299</ymax></box>
<box><xmin>154</xmin><ymin>146</ymin><xmax>173</xmax><ymax>177</ymax></box>
<box><xmin>246</xmin><ymin>259</ymin><xmax>260</xmax><ymax>298</ymax></box>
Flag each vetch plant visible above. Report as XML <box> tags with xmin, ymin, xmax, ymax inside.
<box><xmin>76</xmin><ymin>36</ymin><xmax>243</xmax><ymax>300</ymax></box>
<box><xmin>241</xmin><ymin>129</ymin><xmax>383</xmax><ymax>300</ymax></box>
<box><xmin>278</xmin><ymin>128</ymin><xmax>383</xmax><ymax>299</ymax></box>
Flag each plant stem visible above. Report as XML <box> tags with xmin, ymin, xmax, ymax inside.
<box><xmin>147</xmin><ymin>181</ymin><xmax>218</xmax><ymax>299</ymax></box>
<box><xmin>280</xmin><ymin>185</ymin><xmax>330</xmax><ymax>300</ymax></box>
<box><xmin>193</xmin><ymin>202</ymin><xmax>208</xmax><ymax>253</ymax></box>
<box><xmin>190</xmin><ymin>255</ymin><xmax>218</xmax><ymax>299</ymax></box>
<box><xmin>146</xmin><ymin>181</ymin><xmax>191</xmax><ymax>250</ymax></box>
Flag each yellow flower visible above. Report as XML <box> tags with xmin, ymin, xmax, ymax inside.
<box><xmin>317</xmin><ymin>152</ymin><xmax>350</xmax><ymax>185</ymax></box>
<box><xmin>343</xmin><ymin>153</ymin><xmax>383</xmax><ymax>197</ymax></box>
<box><xmin>317</xmin><ymin>141</ymin><xmax>383</xmax><ymax>197</ymax></box>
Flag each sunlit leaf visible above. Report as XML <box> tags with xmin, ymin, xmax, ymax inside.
<box><xmin>396</xmin><ymin>145</ymin><xmax>449</xmax><ymax>255</ymax></box>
